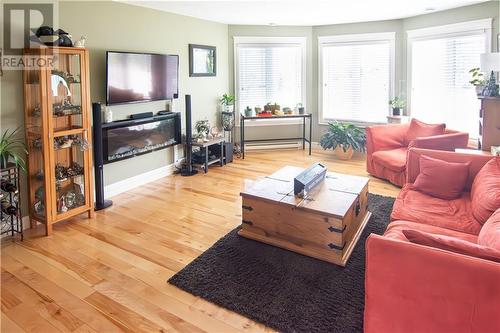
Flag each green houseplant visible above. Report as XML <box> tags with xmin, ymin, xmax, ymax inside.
<box><xmin>389</xmin><ymin>97</ymin><xmax>406</xmax><ymax>116</ymax></box>
<box><xmin>320</xmin><ymin>121</ymin><xmax>366</xmax><ymax>160</ymax></box>
<box><xmin>0</xmin><ymin>128</ymin><xmax>27</xmax><ymax>172</ymax></box>
<box><xmin>220</xmin><ymin>93</ymin><xmax>235</xmax><ymax>112</ymax></box>
<box><xmin>469</xmin><ymin>67</ymin><xmax>485</xmax><ymax>96</ymax></box>
<box><xmin>194</xmin><ymin>120</ymin><xmax>210</xmax><ymax>139</ymax></box>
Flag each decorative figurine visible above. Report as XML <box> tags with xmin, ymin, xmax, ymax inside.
<box><xmin>58</xmin><ymin>196</ymin><xmax>68</xmax><ymax>212</ymax></box>
<box><xmin>74</xmin><ymin>35</ymin><xmax>86</xmax><ymax>48</ymax></box>
<box><xmin>55</xmin><ymin>164</ymin><xmax>67</xmax><ymax>181</ymax></box>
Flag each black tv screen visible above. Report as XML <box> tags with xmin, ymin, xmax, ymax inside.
<box><xmin>106</xmin><ymin>51</ymin><xmax>178</xmax><ymax>105</ymax></box>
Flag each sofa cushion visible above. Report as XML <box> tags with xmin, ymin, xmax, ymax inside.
<box><xmin>371</xmin><ymin>147</ymin><xmax>407</xmax><ymax>172</ymax></box>
<box><xmin>471</xmin><ymin>157</ymin><xmax>500</xmax><ymax>224</ymax></box>
<box><xmin>405</xmin><ymin>118</ymin><xmax>446</xmax><ymax>145</ymax></box>
<box><xmin>413</xmin><ymin>155</ymin><xmax>469</xmax><ymax>200</ymax></box>
<box><xmin>478</xmin><ymin>208</ymin><xmax>500</xmax><ymax>251</ymax></box>
<box><xmin>391</xmin><ymin>184</ymin><xmax>482</xmax><ymax>235</ymax></box>
<box><xmin>402</xmin><ymin>229</ymin><xmax>500</xmax><ymax>263</ymax></box>
<box><xmin>384</xmin><ymin>220</ymin><xmax>478</xmax><ymax>243</ymax></box>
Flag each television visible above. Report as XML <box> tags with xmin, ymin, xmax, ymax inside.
<box><xmin>106</xmin><ymin>51</ymin><xmax>179</xmax><ymax>105</ymax></box>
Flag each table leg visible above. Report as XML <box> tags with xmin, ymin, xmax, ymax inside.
<box><xmin>241</xmin><ymin>116</ymin><xmax>245</xmax><ymax>159</ymax></box>
<box><xmin>220</xmin><ymin>142</ymin><xmax>224</xmax><ymax>167</ymax></box>
<box><xmin>309</xmin><ymin>115</ymin><xmax>312</xmax><ymax>155</ymax></box>
<box><xmin>302</xmin><ymin>116</ymin><xmax>306</xmax><ymax>150</ymax></box>
<box><xmin>204</xmin><ymin>146</ymin><xmax>208</xmax><ymax>173</ymax></box>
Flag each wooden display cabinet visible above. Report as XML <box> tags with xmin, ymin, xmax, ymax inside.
<box><xmin>23</xmin><ymin>47</ymin><xmax>94</xmax><ymax>235</ymax></box>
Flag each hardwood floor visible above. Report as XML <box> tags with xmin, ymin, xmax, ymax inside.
<box><xmin>1</xmin><ymin>149</ymin><xmax>400</xmax><ymax>333</ymax></box>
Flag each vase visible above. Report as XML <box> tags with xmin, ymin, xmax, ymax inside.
<box><xmin>475</xmin><ymin>85</ymin><xmax>484</xmax><ymax>96</ymax></box>
<box><xmin>334</xmin><ymin>146</ymin><xmax>354</xmax><ymax>160</ymax></box>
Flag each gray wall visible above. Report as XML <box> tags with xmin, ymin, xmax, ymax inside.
<box><xmin>228</xmin><ymin>1</ymin><xmax>499</xmax><ymax>142</ymax></box>
<box><xmin>1</xmin><ymin>1</ymin><xmax>229</xmax><ymax>187</ymax></box>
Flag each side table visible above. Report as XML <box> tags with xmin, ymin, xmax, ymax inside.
<box><xmin>191</xmin><ymin>138</ymin><xmax>225</xmax><ymax>173</ymax></box>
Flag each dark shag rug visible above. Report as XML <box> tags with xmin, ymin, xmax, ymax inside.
<box><xmin>168</xmin><ymin>193</ymin><xmax>395</xmax><ymax>333</ymax></box>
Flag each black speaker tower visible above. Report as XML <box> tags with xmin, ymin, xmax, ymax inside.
<box><xmin>180</xmin><ymin>95</ymin><xmax>198</xmax><ymax>176</ymax></box>
<box><xmin>92</xmin><ymin>103</ymin><xmax>113</xmax><ymax>210</ymax></box>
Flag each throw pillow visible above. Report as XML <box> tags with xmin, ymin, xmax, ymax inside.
<box><xmin>405</xmin><ymin>118</ymin><xmax>446</xmax><ymax>145</ymax></box>
<box><xmin>471</xmin><ymin>157</ymin><xmax>500</xmax><ymax>224</ymax></box>
<box><xmin>403</xmin><ymin>229</ymin><xmax>500</xmax><ymax>263</ymax></box>
<box><xmin>413</xmin><ymin>155</ymin><xmax>470</xmax><ymax>200</ymax></box>
<box><xmin>478</xmin><ymin>208</ymin><xmax>500</xmax><ymax>251</ymax></box>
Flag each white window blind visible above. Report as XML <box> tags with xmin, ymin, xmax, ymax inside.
<box><xmin>320</xmin><ymin>38</ymin><xmax>392</xmax><ymax>123</ymax></box>
<box><xmin>410</xmin><ymin>33</ymin><xmax>487</xmax><ymax>136</ymax></box>
<box><xmin>236</xmin><ymin>42</ymin><xmax>304</xmax><ymax>114</ymax></box>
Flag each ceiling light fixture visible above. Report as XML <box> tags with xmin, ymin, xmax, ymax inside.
<box><xmin>424</xmin><ymin>7</ymin><xmax>436</xmax><ymax>12</ymax></box>
<box><xmin>269</xmin><ymin>22</ymin><xmax>276</xmax><ymax>26</ymax></box>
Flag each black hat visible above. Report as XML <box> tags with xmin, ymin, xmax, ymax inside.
<box><xmin>35</xmin><ymin>26</ymin><xmax>53</xmax><ymax>37</ymax></box>
<box><xmin>55</xmin><ymin>28</ymin><xmax>69</xmax><ymax>35</ymax></box>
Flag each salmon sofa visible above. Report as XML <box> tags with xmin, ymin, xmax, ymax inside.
<box><xmin>366</xmin><ymin>119</ymin><xmax>469</xmax><ymax>187</ymax></box>
<box><xmin>365</xmin><ymin>148</ymin><xmax>500</xmax><ymax>333</ymax></box>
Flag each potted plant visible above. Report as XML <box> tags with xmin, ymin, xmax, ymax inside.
<box><xmin>388</xmin><ymin>97</ymin><xmax>405</xmax><ymax>116</ymax></box>
<box><xmin>194</xmin><ymin>120</ymin><xmax>210</xmax><ymax>141</ymax></box>
<box><xmin>320</xmin><ymin>121</ymin><xmax>366</xmax><ymax>160</ymax></box>
<box><xmin>469</xmin><ymin>67</ymin><xmax>485</xmax><ymax>96</ymax></box>
<box><xmin>220</xmin><ymin>93</ymin><xmax>235</xmax><ymax>112</ymax></box>
<box><xmin>244</xmin><ymin>106</ymin><xmax>253</xmax><ymax>117</ymax></box>
<box><xmin>0</xmin><ymin>128</ymin><xmax>27</xmax><ymax>172</ymax></box>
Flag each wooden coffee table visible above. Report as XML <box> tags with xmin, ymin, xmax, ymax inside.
<box><xmin>239</xmin><ymin>166</ymin><xmax>371</xmax><ymax>266</ymax></box>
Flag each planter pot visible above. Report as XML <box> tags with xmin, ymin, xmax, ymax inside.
<box><xmin>475</xmin><ymin>85</ymin><xmax>484</xmax><ymax>96</ymax></box>
<box><xmin>223</xmin><ymin>104</ymin><xmax>234</xmax><ymax>113</ymax></box>
<box><xmin>298</xmin><ymin>107</ymin><xmax>305</xmax><ymax>115</ymax></box>
<box><xmin>392</xmin><ymin>107</ymin><xmax>401</xmax><ymax>116</ymax></box>
<box><xmin>244</xmin><ymin>109</ymin><xmax>253</xmax><ymax>117</ymax></box>
<box><xmin>334</xmin><ymin>146</ymin><xmax>354</xmax><ymax>160</ymax></box>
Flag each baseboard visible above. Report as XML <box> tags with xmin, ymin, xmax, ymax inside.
<box><xmin>104</xmin><ymin>162</ymin><xmax>178</xmax><ymax>198</ymax></box>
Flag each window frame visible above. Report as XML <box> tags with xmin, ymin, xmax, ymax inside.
<box><xmin>233</xmin><ymin>36</ymin><xmax>307</xmax><ymax>127</ymax></box>
<box><xmin>406</xmin><ymin>19</ymin><xmax>492</xmax><ymax>120</ymax></box>
<box><xmin>318</xmin><ymin>32</ymin><xmax>396</xmax><ymax>126</ymax></box>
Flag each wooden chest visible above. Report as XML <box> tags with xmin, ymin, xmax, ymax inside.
<box><xmin>239</xmin><ymin>166</ymin><xmax>371</xmax><ymax>266</ymax></box>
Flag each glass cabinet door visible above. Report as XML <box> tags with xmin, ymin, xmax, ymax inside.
<box><xmin>52</xmin><ymin>132</ymin><xmax>89</xmax><ymax>216</ymax></box>
<box><xmin>48</xmin><ymin>51</ymin><xmax>84</xmax><ymax>132</ymax></box>
<box><xmin>23</xmin><ymin>49</ymin><xmax>50</xmax><ymax>221</ymax></box>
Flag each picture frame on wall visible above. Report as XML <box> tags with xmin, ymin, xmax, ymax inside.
<box><xmin>189</xmin><ymin>44</ymin><xmax>216</xmax><ymax>77</ymax></box>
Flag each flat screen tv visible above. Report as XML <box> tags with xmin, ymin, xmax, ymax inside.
<box><xmin>106</xmin><ymin>51</ymin><xmax>179</xmax><ymax>105</ymax></box>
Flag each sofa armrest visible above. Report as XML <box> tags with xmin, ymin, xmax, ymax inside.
<box><xmin>406</xmin><ymin>148</ymin><xmax>494</xmax><ymax>189</ymax></box>
<box><xmin>366</xmin><ymin>123</ymin><xmax>409</xmax><ymax>154</ymax></box>
<box><xmin>365</xmin><ymin>234</ymin><xmax>500</xmax><ymax>333</ymax></box>
<box><xmin>409</xmin><ymin>132</ymin><xmax>469</xmax><ymax>151</ymax></box>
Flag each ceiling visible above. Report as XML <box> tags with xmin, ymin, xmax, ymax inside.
<box><xmin>123</xmin><ymin>0</ymin><xmax>488</xmax><ymax>26</ymax></box>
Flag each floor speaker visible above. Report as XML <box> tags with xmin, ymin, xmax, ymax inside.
<box><xmin>92</xmin><ymin>102</ymin><xmax>113</xmax><ymax>210</ymax></box>
<box><xmin>180</xmin><ymin>95</ymin><xmax>198</xmax><ymax>176</ymax></box>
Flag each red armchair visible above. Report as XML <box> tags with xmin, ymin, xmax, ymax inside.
<box><xmin>364</xmin><ymin>149</ymin><xmax>500</xmax><ymax>333</ymax></box>
<box><xmin>366</xmin><ymin>119</ymin><xmax>469</xmax><ymax>187</ymax></box>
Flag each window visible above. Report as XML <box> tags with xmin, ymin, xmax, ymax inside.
<box><xmin>319</xmin><ymin>33</ymin><xmax>395</xmax><ymax>124</ymax></box>
<box><xmin>408</xmin><ymin>19</ymin><xmax>491</xmax><ymax>137</ymax></box>
<box><xmin>234</xmin><ymin>37</ymin><xmax>306</xmax><ymax>123</ymax></box>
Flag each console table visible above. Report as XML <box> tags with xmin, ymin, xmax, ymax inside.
<box><xmin>239</xmin><ymin>114</ymin><xmax>312</xmax><ymax>159</ymax></box>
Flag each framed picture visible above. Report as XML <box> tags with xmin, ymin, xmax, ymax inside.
<box><xmin>189</xmin><ymin>44</ymin><xmax>216</xmax><ymax>77</ymax></box>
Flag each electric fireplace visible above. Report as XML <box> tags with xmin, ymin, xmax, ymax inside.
<box><xmin>102</xmin><ymin>113</ymin><xmax>181</xmax><ymax>164</ymax></box>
